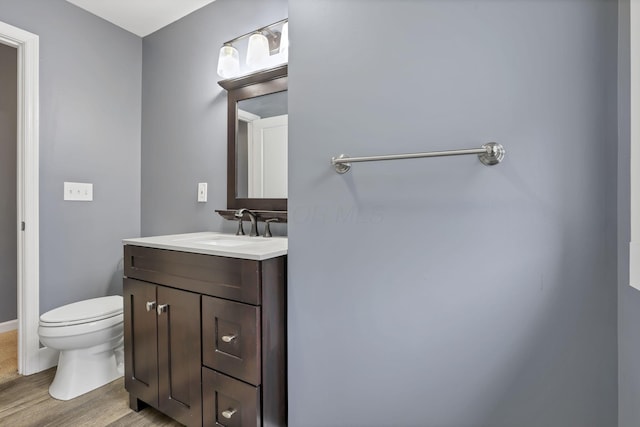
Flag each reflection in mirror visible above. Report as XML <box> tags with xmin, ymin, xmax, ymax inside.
<box><xmin>236</xmin><ymin>91</ymin><xmax>288</xmax><ymax>199</ymax></box>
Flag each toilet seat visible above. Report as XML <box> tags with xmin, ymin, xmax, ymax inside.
<box><xmin>40</xmin><ymin>296</ymin><xmax>123</xmax><ymax>327</ymax></box>
<box><xmin>38</xmin><ymin>313</ymin><xmax>123</xmax><ymax>339</ymax></box>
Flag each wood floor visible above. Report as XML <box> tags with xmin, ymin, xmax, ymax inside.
<box><xmin>0</xmin><ymin>368</ymin><xmax>182</xmax><ymax>426</ymax></box>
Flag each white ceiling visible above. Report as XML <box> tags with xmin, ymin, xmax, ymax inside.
<box><xmin>65</xmin><ymin>0</ymin><xmax>217</xmax><ymax>37</ymax></box>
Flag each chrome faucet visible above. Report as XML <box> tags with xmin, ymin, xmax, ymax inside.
<box><xmin>234</xmin><ymin>208</ymin><xmax>259</xmax><ymax>236</ymax></box>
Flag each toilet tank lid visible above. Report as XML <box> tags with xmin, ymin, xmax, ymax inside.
<box><xmin>40</xmin><ymin>295</ymin><xmax>123</xmax><ymax>324</ymax></box>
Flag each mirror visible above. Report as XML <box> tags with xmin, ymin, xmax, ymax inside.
<box><xmin>220</xmin><ymin>65</ymin><xmax>287</xmax><ymax>212</ymax></box>
<box><xmin>236</xmin><ymin>91</ymin><xmax>288</xmax><ymax>199</ymax></box>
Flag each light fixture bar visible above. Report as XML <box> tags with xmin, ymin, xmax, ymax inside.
<box><xmin>222</xmin><ymin>18</ymin><xmax>288</xmax><ymax>46</ymax></box>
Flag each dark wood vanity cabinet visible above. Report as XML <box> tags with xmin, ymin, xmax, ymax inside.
<box><xmin>123</xmin><ymin>244</ymin><xmax>287</xmax><ymax>427</ymax></box>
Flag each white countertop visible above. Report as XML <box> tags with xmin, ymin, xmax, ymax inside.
<box><xmin>123</xmin><ymin>232</ymin><xmax>287</xmax><ymax>261</ymax></box>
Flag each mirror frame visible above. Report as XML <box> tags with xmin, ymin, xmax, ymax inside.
<box><xmin>219</xmin><ymin>65</ymin><xmax>288</xmax><ymax>212</ymax></box>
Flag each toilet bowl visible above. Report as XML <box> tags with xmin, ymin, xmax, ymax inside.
<box><xmin>38</xmin><ymin>295</ymin><xmax>124</xmax><ymax>400</ymax></box>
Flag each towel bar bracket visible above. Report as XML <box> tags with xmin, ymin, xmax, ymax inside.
<box><xmin>478</xmin><ymin>142</ymin><xmax>505</xmax><ymax>166</ymax></box>
<box><xmin>332</xmin><ymin>154</ymin><xmax>352</xmax><ymax>174</ymax></box>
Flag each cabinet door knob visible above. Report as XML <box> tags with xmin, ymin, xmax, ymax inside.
<box><xmin>221</xmin><ymin>334</ymin><xmax>237</xmax><ymax>343</ymax></box>
<box><xmin>156</xmin><ymin>304</ymin><xmax>168</xmax><ymax>315</ymax></box>
<box><xmin>222</xmin><ymin>408</ymin><xmax>237</xmax><ymax>419</ymax></box>
<box><xmin>145</xmin><ymin>301</ymin><xmax>156</xmax><ymax>312</ymax></box>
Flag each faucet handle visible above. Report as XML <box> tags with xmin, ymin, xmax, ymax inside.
<box><xmin>263</xmin><ymin>218</ymin><xmax>278</xmax><ymax>238</ymax></box>
<box><xmin>235</xmin><ymin>218</ymin><xmax>245</xmax><ymax>235</ymax></box>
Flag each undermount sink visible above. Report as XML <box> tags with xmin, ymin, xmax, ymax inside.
<box><xmin>186</xmin><ymin>234</ymin><xmax>270</xmax><ymax>247</ymax></box>
<box><xmin>165</xmin><ymin>234</ymin><xmax>263</xmax><ymax>247</ymax></box>
<box><xmin>195</xmin><ymin>238</ymin><xmax>254</xmax><ymax>247</ymax></box>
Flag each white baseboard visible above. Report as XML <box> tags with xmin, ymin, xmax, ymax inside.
<box><xmin>0</xmin><ymin>319</ymin><xmax>18</xmax><ymax>333</ymax></box>
<box><xmin>36</xmin><ymin>346</ymin><xmax>59</xmax><ymax>372</ymax></box>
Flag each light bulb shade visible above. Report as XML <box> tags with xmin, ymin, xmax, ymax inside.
<box><xmin>246</xmin><ymin>33</ymin><xmax>270</xmax><ymax>69</ymax></box>
<box><xmin>279</xmin><ymin>22</ymin><xmax>289</xmax><ymax>54</ymax></box>
<box><xmin>217</xmin><ymin>45</ymin><xmax>240</xmax><ymax>79</ymax></box>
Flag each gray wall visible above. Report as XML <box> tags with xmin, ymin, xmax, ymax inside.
<box><xmin>0</xmin><ymin>43</ymin><xmax>17</xmax><ymax>323</ymax></box>
<box><xmin>0</xmin><ymin>0</ymin><xmax>623</xmax><ymax>425</ymax></box>
<box><xmin>140</xmin><ymin>0</ymin><xmax>288</xmax><ymax>237</ymax></box>
<box><xmin>0</xmin><ymin>0</ymin><xmax>142</xmax><ymax>313</ymax></box>
<box><xmin>617</xmin><ymin>1</ymin><xmax>640</xmax><ymax>426</ymax></box>
<box><xmin>287</xmin><ymin>1</ymin><xmax>618</xmax><ymax>426</ymax></box>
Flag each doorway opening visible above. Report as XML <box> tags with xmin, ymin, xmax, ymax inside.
<box><xmin>0</xmin><ymin>41</ymin><xmax>18</xmax><ymax>381</ymax></box>
<box><xmin>0</xmin><ymin>20</ymin><xmax>44</xmax><ymax>375</ymax></box>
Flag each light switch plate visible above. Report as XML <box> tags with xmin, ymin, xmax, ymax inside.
<box><xmin>197</xmin><ymin>182</ymin><xmax>207</xmax><ymax>202</ymax></box>
<box><xmin>64</xmin><ymin>182</ymin><xmax>93</xmax><ymax>201</ymax></box>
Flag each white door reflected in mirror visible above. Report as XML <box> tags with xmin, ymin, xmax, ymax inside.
<box><xmin>248</xmin><ymin>114</ymin><xmax>288</xmax><ymax>198</ymax></box>
<box><xmin>235</xmin><ymin>89</ymin><xmax>288</xmax><ymax>200</ymax></box>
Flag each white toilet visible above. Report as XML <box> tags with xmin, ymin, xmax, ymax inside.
<box><xmin>38</xmin><ymin>295</ymin><xmax>124</xmax><ymax>401</ymax></box>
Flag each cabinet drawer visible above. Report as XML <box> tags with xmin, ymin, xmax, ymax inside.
<box><xmin>124</xmin><ymin>245</ymin><xmax>261</xmax><ymax>305</ymax></box>
<box><xmin>202</xmin><ymin>296</ymin><xmax>261</xmax><ymax>386</ymax></box>
<box><xmin>202</xmin><ymin>368</ymin><xmax>261</xmax><ymax>427</ymax></box>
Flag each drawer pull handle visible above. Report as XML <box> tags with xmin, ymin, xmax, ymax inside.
<box><xmin>221</xmin><ymin>334</ymin><xmax>237</xmax><ymax>343</ymax></box>
<box><xmin>145</xmin><ymin>301</ymin><xmax>156</xmax><ymax>312</ymax></box>
<box><xmin>157</xmin><ymin>304</ymin><xmax>168</xmax><ymax>315</ymax></box>
<box><xmin>222</xmin><ymin>408</ymin><xmax>237</xmax><ymax>419</ymax></box>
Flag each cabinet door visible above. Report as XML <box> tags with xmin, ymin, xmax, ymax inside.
<box><xmin>157</xmin><ymin>286</ymin><xmax>202</xmax><ymax>427</ymax></box>
<box><xmin>124</xmin><ymin>278</ymin><xmax>159</xmax><ymax>407</ymax></box>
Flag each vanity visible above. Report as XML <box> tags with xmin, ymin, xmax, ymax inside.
<box><xmin>122</xmin><ymin>232</ymin><xmax>287</xmax><ymax>427</ymax></box>
<box><xmin>122</xmin><ymin>41</ymin><xmax>289</xmax><ymax>426</ymax></box>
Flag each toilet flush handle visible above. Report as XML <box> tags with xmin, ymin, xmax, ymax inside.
<box><xmin>157</xmin><ymin>304</ymin><xmax>168</xmax><ymax>315</ymax></box>
<box><xmin>145</xmin><ymin>301</ymin><xmax>157</xmax><ymax>312</ymax></box>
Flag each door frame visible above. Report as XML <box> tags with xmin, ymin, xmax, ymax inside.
<box><xmin>631</xmin><ymin>0</ymin><xmax>640</xmax><ymax>290</ymax></box>
<box><xmin>0</xmin><ymin>21</ymin><xmax>42</xmax><ymax>375</ymax></box>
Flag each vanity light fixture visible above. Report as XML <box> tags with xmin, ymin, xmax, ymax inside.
<box><xmin>279</xmin><ymin>22</ymin><xmax>289</xmax><ymax>59</ymax></box>
<box><xmin>217</xmin><ymin>44</ymin><xmax>240</xmax><ymax>79</ymax></box>
<box><xmin>246</xmin><ymin>33</ymin><xmax>270</xmax><ymax>69</ymax></box>
<box><xmin>216</xmin><ymin>18</ymin><xmax>288</xmax><ymax>79</ymax></box>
